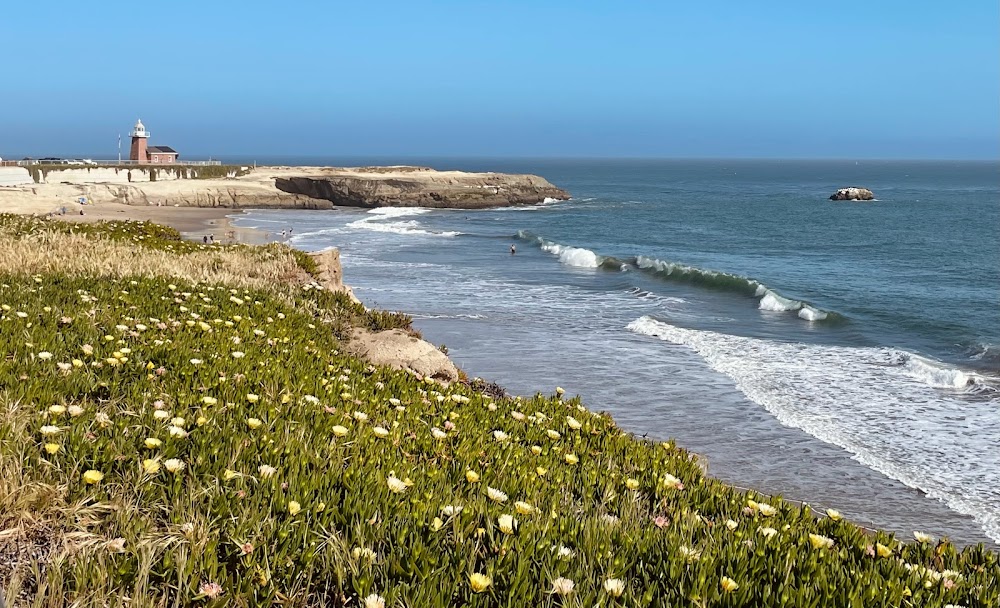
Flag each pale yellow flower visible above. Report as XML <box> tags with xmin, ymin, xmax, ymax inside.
<box><xmin>48</xmin><ymin>405</ymin><xmax>67</xmax><ymax>415</ymax></box>
<box><xmin>144</xmin><ymin>437</ymin><xmax>162</xmax><ymax>449</ymax></box>
<box><xmin>201</xmin><ymin>396</ymin><xmax>218</xmax><ymax>405</ymax></box>
<box><xmin>153</xmin><ymin>410</ymin><xmax>170</xmax><ymax>420</ymax></box>
<box><xmin>82</xmin><ymin>469</ymin><xmax>104</xmax><ymax>484</ymax></box>
<box><xmin>142</xmin><ymin>458</ymin><xmax>161</xmax><ymax>474</ymax></box>
<box><xmin>332</xmin><ymin>425</ymin><xmax>349</xmax><ymax>437</ymax></box>
<box><xmin>258</xmin><ymin>464</ymin><xmax>277</xmax><ymax>478</ymax></box>
<box><xmin>40</xmin><ymin>425</ymin><xmax>61</xmax><ymax>436</ymax></box>
<box><xmin>536</xmin><ymin>466</ymin><xmax>548</xmax><ymax>476</ymax></box>
<box><xmin>757</xmin><ymin>502</ymin><xmax>778</xmax><ymax>517</ymax></box>
<box><xmin>164</xmin><ymin>458</ymin><xmax>185</xmax><ymax>473</ymax></box>
<box><xmin>373</xmin><ymin>426</ymin><xmax>390</xmax><ymax>438</ymax></box>
<box><xmin>223</xmin><ymin>469</ymin><xmax>239</xmax><ymax>481</ymax></box>
<box><xmin>808</xmin><ymin>533</ymin><xmax>834</xmax><ymax>549</ymax></box>
<box><xmin>246</xmin><ymin>393</ymin><xmax>260</xmax><ymax>403</ymax></box>
<box><xmin>725</xmin><ymin>519</ymin><xmax>738</xmax><ymax>531</ymax></box>
<box><xmin>170</xmin><ymin>417</ymin><xmax>185</xmax><ymax>427</ymax></box>
<box><xmin>288</xmin><ymin>501</ymin><xmax>301</xmax><ymax>515</ymax></box>
<box><xmin>247</xmin><ymin>418</ymin><xmax>263</xmax><ymax>430</ymax></box>
<box><xmin>826</xmin><ymin>508</ymin><xmax>842</xmax><ymax>521</ymax></box>
<box><xmin>430</xmin><ymin>517</ymin><xmax>444</xmax><ymax>531</ymax></box>
<box><xmin>566</xmin><ymin>416</ymin><xmax>582</xmax><ymax>430</ymax></box>
<box><xmin>37</xmin><ymin>351</ymin><xmax>53</xmax><ymax>360</ymax></box>
<box><xmin>546</xmin><ymin>429</ymin><xmax>561</xmax><ymax>440</ymax></box>
<box><xmin>465</xmin><ymin>469</ymin><xmax>480</xmax><ymax>483</ymax></box>
<box><xmin>353</xmin><ymin>411</ymin><xmax>368</xmax><ymax>422</ymax></box>
<box><xmin>63</xmin><ymin>405</ymin><xmax>83</xmax><ymax>417</ymax></box>
<box><xmin>530</xmin><ymin>445</ymin><xmax>542</xmax><ymax>455</ymax></box>
<box><xmin>758</xmin><ymin>526</ymin><xmax>778</xmax><ymax>539</ymax></box>
<box><xmin>679</xmin><ymin>546</ymin><xmax>701</xmax><ymax>562</ymax></box>
<box><xmin>603</xmin><ymin>578</ymin><xmax>625</xmax><ymax>597</ymax></box>
<box><xmin>564</xmin><ymin>453</ymin><xmax>579</xmax><ymax>465</ymax></box>
<box><xmin>625</xmin><ymin>478</ymin><xmax>640</xmax><ymax>490</ymax></box>
<box><xmin>493</xmin><ymin>430</ymin><xmax>510</xmax><ymax>442</ymax></box>
<box><xmin>441</xmin><ymin>505</ymin><xmax>464</xmax><ymax>517</ymax></box>
<box><xmin>913</xmin><ymin>531</ymin><xmax>934</xmax><ymax>544</ymax></box>
<box><xmin>720</xmin><ymin>576</ymin><xmax>739</xmax><ymax>592</ymax></box>
<box><xmin>876</xmin><ymin>542</ymin><xmax>893</xmax><ymax>558</ymax></box>
<box><xmin>43</xmin><ymin>443</ymin><xmax>60</xmax><ymax>455</ymax></box>
<box><xmin>362</xmin><ymin>594</ymin><xmax>385</xmax><ymax>608</ymax></box>
<box><xmin>387</xmin><ymin>474</ymin><xmax>408</xmax><ymax>494</ymax></box>
<box><xmin>498</xmin><ymin>514</ymin><xmax>516</xmax><ymax>534</ymax></box>
<box><xmin>168</xmin><ymin>425</ymin><xmax>188</xmax><ymax>438</ymax></box>
<box><xmin>551</xmin><ymin>577</ymin><xmax>575</xmax><ymax>595</ymax></box>
<box><xmin>469</xmin><ymin>573</ymin><xmax>491</xmax><ymax>593</ymax></box>
<box><xmin>487</xmin><ymin>487</ymin><xmax>508</xmax><ymax>503</ymax></box>
<box><xmin>514</xmin><ymin>501</ymin><xmax>534</xmax><ymax>515</ymax></box>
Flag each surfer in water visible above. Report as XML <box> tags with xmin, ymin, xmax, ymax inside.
<box><xmin>510</xmin><ymin>244</ymin><xmax>516</xmax><ymax>255</ymax></box>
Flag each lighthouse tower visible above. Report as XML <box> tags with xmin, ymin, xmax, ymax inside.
<box><xmin>128</xmin><ymin>119</ymin><xmax>149</xmax><ymax>163</ymax></box>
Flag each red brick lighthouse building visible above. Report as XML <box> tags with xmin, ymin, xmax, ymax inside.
<box><xmin>128</xmin><ymin>119</ymin><xmax>179</xmax><ymax>164</ymax></box>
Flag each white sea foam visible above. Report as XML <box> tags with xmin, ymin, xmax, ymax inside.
<box><xmin>627</xmin><ymin>316</ymin><xmax>1000</xmax><ymax>543</ymax></box>
<box><xmin>758</xmin><ymin>290</ymin><xmax>803</xmax><ymax>312</ymax></box>
<box><xmin>797</xmin><ymin>305</ymin><xmax>828</xmax><ymax>321</ymax></box>
<box><xmin>345</xmin><ymin>207</ymin><xmax>461</xmax><ymax>237</ymax></box>
<box><xmin>539</xmin><ymin>242</ymin><xmax>601</xmax><ymax>268</ymax></box>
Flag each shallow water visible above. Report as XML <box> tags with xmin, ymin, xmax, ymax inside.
<box><xmin>234</xmin><ymin>158</ymin><xmax>1000</xmax><ymax>546</ymax></box>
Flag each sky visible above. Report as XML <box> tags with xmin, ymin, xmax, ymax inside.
<box><xmin>1</xmin><ymin>1</ymin><xmax>997</xmax><ymax>160</ymax></box>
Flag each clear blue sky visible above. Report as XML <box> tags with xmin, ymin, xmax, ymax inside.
<box><xmin>1</xmin><ymin>0</ymin><xmax>997</xmax><ymax>159</ymax></box>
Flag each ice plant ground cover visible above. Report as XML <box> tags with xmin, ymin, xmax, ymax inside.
<box><xmin>0</xmin><ymin>218</ymin><xmax>997</xmax><ymax>607</ymax></box>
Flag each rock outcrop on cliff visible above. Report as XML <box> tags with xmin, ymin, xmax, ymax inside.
<box><xmin>830</xmin><ymin>187</ymin><xmax>875</xmax><ymax>201</ymax></box>
<box><xmin>275</xmin><ymin>166</ymin><xmax>570</xmax><ymax>209</ymax></box>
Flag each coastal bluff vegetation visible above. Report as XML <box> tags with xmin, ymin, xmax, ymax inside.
<box><xmin>0</xmin><ymin>165</ymin><xmax>569</xmax><ymax>214</ymax></box>
<box><xmin>0</xmin><ymin>215</ymin><xmax>996</xmax><ymax>607</ymax></box>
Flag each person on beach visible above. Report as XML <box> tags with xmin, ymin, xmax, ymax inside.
<box><xmin>203</xmin><ymin>235</ymin><xmax>209</xmax><ymax>244</ymax></box>
<box><xmin>510</xmin><ymin>244</ymin><xmax>516</xmax><ymax>255</ymax></box>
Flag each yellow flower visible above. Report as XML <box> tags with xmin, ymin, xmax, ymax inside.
<box><xmin>536</xmin><ymin>466</ymin><xmax>548</xmax><ymax>476</ymax></box>
<box><xmin>661</xmin><ymin>473</ymin><xmax>684</xmax><ymax>490</ymax></box>
<box><xmin>514</xmin><ymin>501</ymin><xmax>534</xmax><ymax>515</ymax></box>
<box><xmin>332</xmin><ymin>425</ymin><xmax>349</xmax><ymax>437</ymax></box>
<box><xmin>875</xmin><ymin>542</ymin><xmax>893</xmax><ymax>558</ymax></box>
<box><xmin>530</xmin><ymin>445</ymin><xmax>542</xmax><ymax>455</ymax></box>
<box><xmin>465</xmin><ymin>470</ymin><xmax>480</xmax><ymax>483</ymax></box>
<box><xmin>68</xmin><ymin>405</ymin><xmax>85</xmax><ymax>417</ymax></box>
<box><xmin>373</xmin><ymin>426</ymin><xmax>390</xmax><ymax>438</ymax></box>
<box><xmin>196</xmin><ymin>416</ymin><xmax>208</xmax><ymax>426</ymax></box>
<box><xmin>758</xmin><ymin>526</ymin><xmax>778</xmax><ymax>539</ymax></box>
<box><xmin>566</xmin><ymin>416</ymin><xmax>582</xmax><ymax>430</ymax></box>
<box><xmin>142</xmin><ymin>459</ymin><xmax>161</xmax><ymax>474</ymax></box>
<box><xmin>493</xmin><ymin>430</ymin><xmax>510</xmax><ymax>442</ymax></box>
<box><xmin>48</xmin><ymin>405</ymin><xmax>66</xmax><ymax>415</ymax></box>
<box><xmin>43</xmin><ymin>443</ymin><xmax>60</xmax><ymax>455</ymax></box>
<box><xmin>431</xmin><ymin>427</ymin><xmax>448</xmax><ymax>440</ymax></box>
<box><xmin>82</xmin><ymin>469</ymin><xmax>104</xmax><ymax>485</ymax></box>
<box><xmin>144</xmin><ymin>438</ymin><xmax>162</xmax><ymax>449</ymax></box>
<box><xmin>564</xmin><ymin>453</ymin><xmax>579</xmax><ymax>465</ymax></box>
<box><xmin>170</xmin><ymin>417</ymin><xmax>185</xmax><ymax>428</ymax></box>
<box><xmin>201</xmin><ymin>396</ymin><xmax>218</xmax><ymax>405</ymax></box>
<box><xmin>603</xmin><ymin>578</ymin><xmax>625</xmax><ymax>597</ymax></box>
<box><xmin>808</xmin><ymin>533</ymin><xmax>834</xmax><ymax>549</ymax></box>
<box><xmin>720</xmin><ymin>576</ymin><xmax>739</xmax><ymax>592</ymax></box>
<box><xmin>223</xmin><ymin>469</ymin><xmax>239</xmax><ymax>481</ymax></box>
<box><xmin>153</xmin><ymin>410</ymin><xmax>170</xmax><ymax>420</ymax></box>
<box><xmin>164</xmin><ymin>458</ymin><xmax>185</xmax><ymax>473</ymax></box>
<box><xmin>555</xmin><ymin>386</ymin><xmax>565</xmax><ymax>396</ymax></box>
<box><xmin>430</xmin><ymin>517</ymin><xmax>444</xmax><ymax>531</ymax></box>
<box><xmin>826</xmin><ymin>508</ymin><xmax>842</xmax><ymax>521</ymax></box>
<box><xmin>288</xmin><ymin>501</ymin><xmax>301</xmax><ymax>515</ymax></box>
<box><xmin>246</xmin><ymin>393</ymin><xmax>260</xmax><ymax>403</ymax></box>
<box><xmin>498</xmin><ymin>514</ymin><xmax>516</xmax><ymax>534</ymax></box>
<box><xmin>247</xmin><ymin>418</ymin><xmax>263</xmax><ymax>430</ymax></box>
<box><xmin>725</xmin><ymin>519</ymin><xmax>738</xmax><ymax>531</ymax></box>
<box><xmin>469</xmin><ymin>573</ymin><xmax>491</xmax><ymax>593</ymax></box>
<box><xmin>487</xmin><ymin>487</ymin><xmax>508</xmax><ymax>503</ymax></box>
<box><xmin>72</xmin><ymin>359</ymin><xmax>84</xmax><ymax>368</ymax></box>
<box><xmin>625</xmin><ymin>478</ymin><xmax>640</xmax><ymax>490</ymax></box>
<box><xmin>546</xmin><ymin>429</ymin><xmax>561</xmax><ymax>440</ymax></box>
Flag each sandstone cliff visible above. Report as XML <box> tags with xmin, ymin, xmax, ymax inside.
<box><xmin>275</xmin><ymin>166</ymin><xmax>570</xmax><ymax>209</ymax></box>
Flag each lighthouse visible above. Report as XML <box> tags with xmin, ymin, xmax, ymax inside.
<box><xmin>128</xmin><ymin>119</ymin><xmax>149</xmax><ymax>163</ymax></box>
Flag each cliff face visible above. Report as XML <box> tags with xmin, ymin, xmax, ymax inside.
<box><xmin>274</xmin><ymin>167</ymin><xmax>570</xmax><ymax>209</ymax></box>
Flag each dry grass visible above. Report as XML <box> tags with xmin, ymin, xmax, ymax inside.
<box><xmin>0</xmin><ymin>230</ymin><xmax>311</xmax><ymax>293</ymax></box>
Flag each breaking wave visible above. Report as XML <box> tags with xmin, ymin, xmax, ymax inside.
<box><xmin>627</xmin><ymin>315</ymin><xmax>1000</xmax><ymax>543</ymax></box>
<box><xmin>518</xmin><ymin>233</ymin><xmax>840</xmax><ymax>322</ymax></box>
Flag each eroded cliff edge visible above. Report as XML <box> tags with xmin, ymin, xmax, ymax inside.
<box><xmin>275</xmin><ymin>166</ymin><xmax>570</xmax><ymax>209</ymax></box>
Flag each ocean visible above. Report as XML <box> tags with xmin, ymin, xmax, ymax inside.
<box><xmin>231</xmin><ymin>158</ymin><xmax>1000</xmax><ymax>546</ymax></box>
